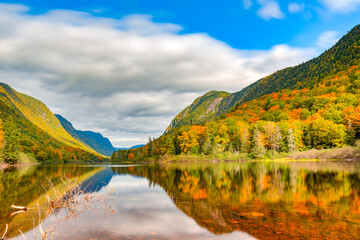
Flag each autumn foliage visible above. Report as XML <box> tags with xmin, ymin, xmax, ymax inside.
<box><xmin>113</xmin><ymin>66</ymin><xmax>360</xmax><ymax>161</ymax></box>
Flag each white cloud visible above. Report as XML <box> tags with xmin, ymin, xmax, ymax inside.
<box><xmin>243</xmin><ymin>0</ymin><xmax>253</xmax><ymax>9</ymax></box>
<box><xmin>316</xmin><ymin>30</ymin><xmax>340</xmax><ymax>49</ymax></box>
<box><xmin>319</xmin><ymin>0</ymin><xmax>360</xmax><ymax>12</ymax></box>
<box><xmin>257</xmin><ymin>0</ymin><xmax>285</xmax><ymax>20</ymax></box>
<box><xmin>0</xmin><ymin>4</ymin><xmax>316</xmax><ymax>147</ymax></box>
<box><xmin>288</xmin><ymin>2</ymin><xmax>305</xmax><ymax>13</ymax></box>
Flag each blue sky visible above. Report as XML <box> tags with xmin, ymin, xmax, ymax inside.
<box><xmin>1</xmin><ymin>0</ymin><xmax>360</xmax><ymax>147</ymax></box>
<box><xmin>3</xmin><ymin>0</ymin><xmax>360</xmax><ymax>49</ymax></box>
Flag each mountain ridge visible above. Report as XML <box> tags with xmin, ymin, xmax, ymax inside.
<box><xmin>0</xmin><ymin>82</ymin><xmax>105</xmax><ymax>163</ymax></box>
<box><xmin>168</xmin><ymin>24</ymin><xmax>360</xmax><ymax>128</ymax></box>
<box><xmin>0</xmin><ymin>83</ymin><xmax>95</xmax><ymax>153</ymax></box>
<box><xmin>55</xmin><ymin>114</ymin><xmax>115</xmax><ymax>157</ymax></box>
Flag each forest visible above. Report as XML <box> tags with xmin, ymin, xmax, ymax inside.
<box><xmin>111</xmin><ymin>65</ymin><xmax>360</xmax><ymax>161</ymax></box>
<box><xmin>110</xmin><ymin>25</ymin><xmax>360</xmax><ymax>162</ymax></box>
<box><xmin>0</xmin><ymin>82</ymin><xmax>106</xmax><ymax>165</ymax></box>
<box><xmin>0</xmin><ymin>102</ymin><xmax>104</xmax><ymax>164</ymax></box>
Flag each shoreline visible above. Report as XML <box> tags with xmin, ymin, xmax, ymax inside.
<box><xmin>0</xmin><ymin>162</ymin><xmax>40</xmax><ymax>170</ymax></box>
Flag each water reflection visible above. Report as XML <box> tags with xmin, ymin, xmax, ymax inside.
<box><xmin>1</xmin><ymin>161</ymin><xmax>360</xmax><ymax>239</ymax></box>
<box><xmin>111</xmin><ymin>162</ymin><xmax>360</xmax><ymax>239</ymax></box>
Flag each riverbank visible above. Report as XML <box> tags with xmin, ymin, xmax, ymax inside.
<box><xmin>289</xmin><ymin>146</ymin><xmax>360</xmax><ymax>161</ymax></box>
<box><xmin>0</xmin><ymin>162</ymin><xmax>10</xmax><ymax>170</ymax></box>
<box><xmin>135</xmin><ymin>145</ymin><xmax>360</xmax><ymax>163</ymax></box>
<box><xmin>0</xmin><ymin>161</ymin><xmax>40</xmax><ymax>170</ymax></box>
<box><xmin>0</xmin><ymin>152</ymin><xmax>40</xmax><ymax>170</ymax></box>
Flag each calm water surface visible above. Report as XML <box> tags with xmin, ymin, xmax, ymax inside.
<box><xmin>1</xmin><ymin>161</ymin><xmax>360</xmax><ymax>239</ymax></box>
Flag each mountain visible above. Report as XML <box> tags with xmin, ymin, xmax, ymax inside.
<box><xmin>219</xmin><ymin>24</ymin><xmax>360</xmax><ymax>114</ymax></box>
<box><xmin>55</xmin><ymin>114</ymin><xmax>115</xmax><ymax>157</ymax></box>
<box><xmin>169</xmin><ymin>24</ymin><xmax>360</xmax><ymax>127</ymax></box>
<box><xmin>115</xmin><ymin>144</ymin><xmax>145</xmax><ymax>151</ymax></box>
<box><xmin>0</xmin><ymin>82</ymin><xmax>104</xmax><ymax>162</ymax></box>
<box><xmin>0</xmin><ymin>83</ymin><xmax>94</xmax><ymax>152</ymax></box>
<box><xmin>166</xmin><ymin>91</ymin><xmax>230</xmax><ymax>132</ymax></box>
<box><xmin>118</xmin><ymin>23</ymin><xmax>360</xmax><ymax>161</ymax></box>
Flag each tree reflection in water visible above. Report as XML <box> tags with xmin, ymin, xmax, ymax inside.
<box><xmin>1</xmin><ymin>162</ymin><xmax>360</xmax><ymax>239</ymax></box>
<box><xmin>112</xmin><ymin>162</ymin><xmax>360</xmax><ymax>239</ymax></box>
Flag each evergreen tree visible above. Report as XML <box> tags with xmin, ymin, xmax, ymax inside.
<box><xmin>305</xmin><ymin>124</ymin><xmax>313</xmax><ymax>149</ymax></box>
<box><xmin>263</xmin><ymin>98</ymin><xmax>271</xmax><ymax>111</ymax></box>
<box><xmin>147</xmin><ymin>137</ymin><xmax>154</xmax><ymax>157</ymax></box>
<box><xmin>346</xmin><ymin>119</ymin><xmax>356</xmax><ymax>146</ymax></box>
<box><xmin>3</xmin><ymin>117</ymin><xmax>20</xmax><ymax>164</ymax></box>
<box><xmin>110</xmin><ymin>151</ymin><xmax>117</xmax><ymax>161</ymax></box>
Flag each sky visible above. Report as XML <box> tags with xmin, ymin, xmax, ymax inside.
<box><xmin>1</xmin><ymin>0</ymin><xmax>360</xmax><ymax>147</ymax></box>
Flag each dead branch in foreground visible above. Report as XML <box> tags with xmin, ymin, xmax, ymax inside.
<box><xmin>8</xmin><ymin>175</ymin><xmax>114</xmax><ymax>240</ymax></box>
<box><xmin>42</xmin><ymin>175</ymin><xmax>114</xmax><ymax>219</ymax></box>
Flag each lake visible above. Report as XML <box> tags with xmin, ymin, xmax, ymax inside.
<box><xmin>1</xmin><ymin>161</ymin><xmax>360</xmax><ymax>239</ymax></box>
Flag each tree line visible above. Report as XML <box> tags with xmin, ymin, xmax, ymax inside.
<box><xmin>111</xmin><ymin>67</ymin><xmax>360</xmax><ymax>161</ymax></box>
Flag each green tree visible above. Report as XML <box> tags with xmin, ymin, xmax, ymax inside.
<box><xmin>346</xmin><ymin>119</ymin><xmax>356</xmax><ymax>146</ymax></box>
<box><xmin>3</xmin><ymin>117</ymin><xmax>20</xmax><ymax>164</ymax></box>
<box><xmin>147</xmin><ymin>137</ymin><xmax>154</xmax><ymax>157</ymax></box>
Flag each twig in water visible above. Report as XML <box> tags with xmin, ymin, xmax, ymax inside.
<box><xmin>11</xmin><ymin>210</ymin><xmax>27</xmax><ymax>217</ymax></box>
<box><xmin>1</xmin><ymin>224</ymin><xmax>8</xmax><ymax>240</ymax></box>
<box><xmin>11</xmin><ymin>205</ymin><xmax>27</xmax><ymax>211</ymax></box>
<box><xmin>18</xmin><ymin>230</ymin><xmax>26</xmax><ymax>240</ymax></box>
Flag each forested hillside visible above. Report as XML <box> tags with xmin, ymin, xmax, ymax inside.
<box><xmin>222</xmin><ymin>24</ymin><xmax>360</xmax><ymax>113</ymax></box>
<box><xmin>112</xmin><ymin>24</ymin><xmax>360</xmax><ymax>161</ymax></box>
<box><xmin>167</xmin><ymin>24</ymin><xmax>360</xmax><ymax>127</ymax></box>
<box><xmin>0</xmin><ymin>83</ymin><xmax>94</xmax><ymax>152</ymax></box>
<box><xmin>166</xmin><ymin>91</ymin><xmax>230</xmax><ymax>132</ymax></box>
<box><xmin>56</xmin><ymin>114</ymin><xmax>115</xmax><ymax>157</ymax></box>
<box><xmin>0</xmin><ymin>83</ymin><xmax>105</xmax><ymax>164</ymax></box>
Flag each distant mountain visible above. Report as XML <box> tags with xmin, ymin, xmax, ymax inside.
<box><xmin>55</xmin><ymin>114</ymin><xmax>115</xmax><ymax>157</ymax></box>
<box><xmin>0</xmin><ymin>82</ymin><xmax>103</xmax><ymax>162</ymax></box>
<box><xmin>166</xmin><ymin>91</ymin><xmax>230</xmax><ymax>132</ymax></box>
<box><xmin>169</xmin><ymin>24</ymin><xmax>360</xmax><ymax>127</ymax></box>
<box><xmin>115</xmin><ymin>144</ymin><xmax>145</xmax><ymax>151</ymax></box>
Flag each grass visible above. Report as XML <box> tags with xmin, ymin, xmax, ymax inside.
<box><xmin>290</xmin><ymin>146</ymin><xmax>360</xmax><ymax>161</ymax></box>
